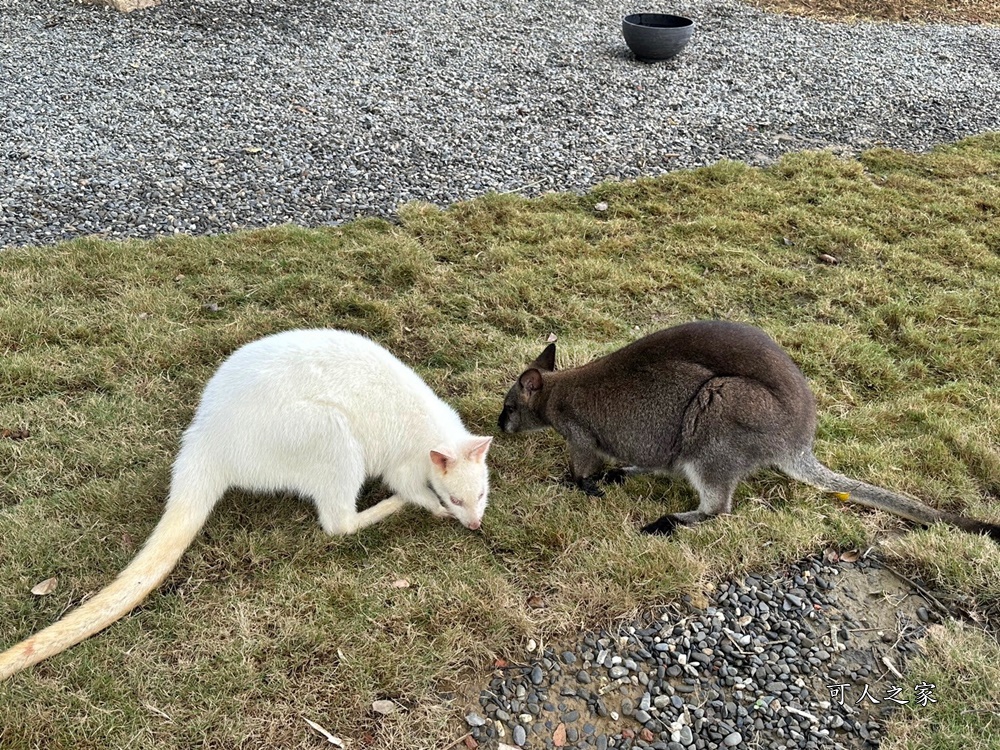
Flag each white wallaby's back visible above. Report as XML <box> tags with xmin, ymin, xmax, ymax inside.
<box><xmin>0</xmin><ymin>329</ymin><xmax>493</xmax><ymax>680</ymax></box>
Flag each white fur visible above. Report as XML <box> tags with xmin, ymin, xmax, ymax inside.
<box><xmin>0</xmin><ymin>329</ymin><xmax>492</xmax><ymax>680</ymax></box>
<box><xmin>179</xmin><ymin>328</ymin><xmax>492</xmax><ymax>533</ymax></box>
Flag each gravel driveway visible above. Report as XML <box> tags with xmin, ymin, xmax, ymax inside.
<box><xmin>1</xmin><ymin>0</ymin><xmax>998</xmax><ymax>248</ymax></box>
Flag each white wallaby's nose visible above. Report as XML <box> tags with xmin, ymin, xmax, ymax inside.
<box><xmin>466</xmin><ymin>519</ymin><xmax>481</xmax><ymax>531</ymax></box>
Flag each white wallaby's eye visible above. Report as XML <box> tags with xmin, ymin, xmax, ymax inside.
<box><xmin>449</xmin><ymin>495</ymin><xmax>463</xmax><ymax>506</ymax></box>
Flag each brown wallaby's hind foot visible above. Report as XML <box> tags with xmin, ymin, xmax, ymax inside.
<box><xmin>561</xmin><ymin>468</ymin><xmax>628</xmax><ymax>497</ymax></box>
<box><xmin>641</xmin><ymin>515</ymin><xmax>680</xmax><ymax>535</ymax></box>
<box><xmin>641</xmin><ymin>509</ymin><xmax>716</xmax><ymax>535</ymax></box>
<box><xmin>562</xmin><ymin>472</ymin><xmax>606</xmax><ymax>497</ymax></box>
<box><xmin>597</xmin><ymin>468</ymin><xmax>629</xmax><ymax>485</ymax></box>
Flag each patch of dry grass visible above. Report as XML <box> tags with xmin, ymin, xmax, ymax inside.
<box><xmin>1</xmin><ymin>134</ymin><xmax>1000</xmax><ymax>748</ymax></box>
<box><xmin>744</xmin><ymin>0</ymin><xmax>1000</xmax><ymax>24</ymax></box>
<box><xmin>880</xmin><ymin>622</ymin><xmax>1000</xmax><ymax>749</ymax></box>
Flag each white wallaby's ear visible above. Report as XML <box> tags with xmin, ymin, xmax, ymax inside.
<box><xmin>465</xmin><ymin>436</ymin><xmax>493</xmax><ymax>462</ymax></box>
<box><xmin>430</xmin><ymin>447</ymin><xmax>456</xmax><ymax>473</ymax></box>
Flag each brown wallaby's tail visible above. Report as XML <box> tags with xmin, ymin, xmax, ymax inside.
<box><xmin>784</xmin><ymin>453</ymin><xmax>1000</xmax><ymax>542</ymax></box>
<box><xmin>0</xmin><ymin>496</ymin><xmax>213</xmax><ymax>680</ymax></box>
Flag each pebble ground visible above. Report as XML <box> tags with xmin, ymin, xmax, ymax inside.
<box><xmin>2</xmin><ymin>0</ymin><xmax>999</xmax><ymax>248</ymax></box>
<box><xmin>465</xmin><ymin>554</ymin><xmax>939</xmax><ymax>749</ymax></box>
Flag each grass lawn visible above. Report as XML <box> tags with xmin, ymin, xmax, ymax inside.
<box><xmin>2</xmin><ymin>135</ymin><xmax>1000</xmax><ymax>748</ymax></box>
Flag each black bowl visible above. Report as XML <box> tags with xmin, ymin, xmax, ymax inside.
<box><xmin>622</xmin><ymin>13</ymin><xmax>694</xmax><ymax>61</ymax></box>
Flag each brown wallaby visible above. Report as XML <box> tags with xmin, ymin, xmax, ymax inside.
<box><xmin>498</xmin><ymin>320</ymin><xmax>1000</xmax><ymax>539</ymax></box>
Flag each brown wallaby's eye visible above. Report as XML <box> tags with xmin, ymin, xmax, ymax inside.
<box><xmin>449</xmin><ymin>495</ymin><xmax>463</xmax><ymax>506</ymax></box>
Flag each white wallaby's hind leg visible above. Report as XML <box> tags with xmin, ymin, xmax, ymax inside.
<box><xmin>292</xmin><ymin>430</ymin><xmax>407</xmax><ymax>536</ymax></box>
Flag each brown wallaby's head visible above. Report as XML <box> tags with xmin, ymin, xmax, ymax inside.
<box><xmin>498</xmin><ymin>343</ymin><xmax>556</xmax><ymax>434</ymax></box>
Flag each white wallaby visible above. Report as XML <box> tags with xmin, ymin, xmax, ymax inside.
<box><xmin>0</xmin><ymin>329</ymin><xmax>493</xmax><ymax>680</ymax></box>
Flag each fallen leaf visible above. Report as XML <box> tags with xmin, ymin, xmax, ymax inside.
<box><xmin>594</xmin><ymin>201</ymin><xmax>608</xmax><ymax>212</ymax></box>
<box><xmin>202</xmin><ymin>302</ymin><xmax>221</xmax><ymax>312</ymax></box>
<box><xmin>817</xmin><ymin>253</ymin><xmax>840</xmax><ymax>265</ymax></box>
<box><xmin>546</xmin><ymin>332</ymin><xmax>558</xmax><ymax>343</ymax></box>
<box><xmin>782</xmin><ymin>236</ymin><xmax>794</xmax><ymax>246</ymax></box>
<box><xmin>174</xmin><ymin>273</ymin><xmax>185</xmax><ymax>282</ymax></box>
<box><xmin>621</xmin><ymin>728</ymin><xmax>635</xmax><ymax>739</ymax></box>
<box><xmin>244</xmin><ymin>146</ymin><xmax>262</xmax><ymax>153</ymax></box>
<box><xmin>464</xmin><ymin>737</ymin><xmax>479</xmax><ymax>749</ymax></box>
<box><xmin>526</xmin><ymin>594</ymin><xmax>546</xmax><ymax>609</ymax></box>
<box><xmin>640</xmin><ymin>728</ymin><xmax>655</xmax><ymax>742</ymax></box>
<box><xmin>494</xmin><ymin>658</ymin><xmax>509</xmax><ymax>668</ymax></box>
<box><xmin>144</xmin><ymin>702</ymin><xmax>172</xmax><ymax>722</ymax></box>
<box><xmin>824</xmin><ymin>547</ymin><xmax>840</xmax><ymax>563</ymax></box>
<box><xmin>302</xmin><ymin>717</ymin><xmax>344</xmax><ymax>746</ymax></box>
<box><xmin>552</xmin><ymin>723</ymin><xmax>567</xmax><ymax>747</ymax></box>
<box><xmin>1</xmin><ymin>427</ymin><xmax>30</xmax><ymax>440</ymax></box>
<box><xmin>31</xmin><ymin>577</ymin><xmax>58</xmax><ymax>596</ymax></box>
<box><xmin>390</xmin><ymin>578</ymin><xmax>410</xmax><ymax>589</ymax></box>
<box><xmin>371</xmin><ymin>700</ymin><xmax>395</xmax><ymax>715</ymax></box>
<box><xmin>840</xmin><ymin>549</ymin><xmax>860</xmax><ymax>563</ymax></box>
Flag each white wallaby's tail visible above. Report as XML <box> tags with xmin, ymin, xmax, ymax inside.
<box><xmin>786</xmin><ymin>453</ymin><xmax>1000</xmax><ymax>542</ymax></box>
<box><xmin>0</xmin><ymin>497</ymin><xmax>212</xmax><ymax>680</ymax></box>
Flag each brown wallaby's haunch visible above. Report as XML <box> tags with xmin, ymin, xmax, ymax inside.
<box><xmin>499</xmin><ymin>320</ymin><xmax>1000</xmax><ymax>539</ymax></box>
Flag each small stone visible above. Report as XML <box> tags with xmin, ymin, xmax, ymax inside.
<box><xmin>512</xmin><ymin>725</ymin><xmax>527</xmax><ymax>746</ymax></box>
<box><xmin>465</xmin><ymin>713</ymin><xmax>487</xmax><ymax>727</ymax></box>
<box><xmin>723</xmin><ymin>731</ymin><xmax>743</xmax><ymax>747</ymax></box>
<box><xmin>530</xmin><ymin>666</ymin><xmax>544</xmax><ymax>685</ymax></box>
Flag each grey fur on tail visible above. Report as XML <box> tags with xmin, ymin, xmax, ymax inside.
<box><xmin>785</xmin><ymin>452</ymin><xmax>1000</xmax><ymax>540</ymax></box>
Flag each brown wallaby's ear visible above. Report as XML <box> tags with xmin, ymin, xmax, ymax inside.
<box><xmin>519</xmin><ymin>368</ymin><xmax>544</xmax><ymax>394</ymax></box>
<box><xmin>430</xmin><ymin>448</ymin><xmax>455</xmax><ymax>473</ymax></box>
<box><xmin>531</xmin><ymin>343</ymin><xmax>556</xmax><ymax>372</ymax></box>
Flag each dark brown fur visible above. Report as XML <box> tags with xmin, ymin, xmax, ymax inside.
<box><xmin>499</xmin><ymin>321</ymin><xmax>1000</xmax><ymax>539</ymax></box>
